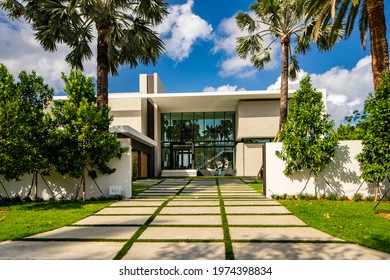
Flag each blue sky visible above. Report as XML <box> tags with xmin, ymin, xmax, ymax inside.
<box><xmin>1</xmin><ymin>0</ymin><xmax>389</xmax><ymax>125</ymax></box>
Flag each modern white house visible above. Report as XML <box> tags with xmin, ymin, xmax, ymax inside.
<box><xmin>108</xmin><ymin>73</ymin><xmax>322</xmax><ymax>178</ymax></box>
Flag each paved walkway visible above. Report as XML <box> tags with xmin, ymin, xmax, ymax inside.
<box><xmin>0</xmin><ymin>178</ymin><xmax>389</xmax><ymax>260</ymax></box>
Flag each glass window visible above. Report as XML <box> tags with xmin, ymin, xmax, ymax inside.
<box><xmin>223</xmin><ymin>112</ymin><xmax>235</xmax><ymax>141</ymax></box>
<box><xmin>194</xmin><ymin>112</ymin><xmax>204</xmax><ymax>141</ymax></box>
<box><xmin>169</xmin><ymin>113</ymin><xmax>182</xmax><ymax>141</ymax></box>
<box><xmin>161</xmin><ymin>111</ymin><xmax>235</xmax><ymax>170</ymax></box>
<box><xmin>204</xmin><ymin>112</ymin><xmax>215</xmax><ymax>141</ymax></box>
<box><xmin>162</xmin><ymin>113</ymin><xmax>171</xmax><ymax>141</ymax></box>
<box><xmin>161</xmin><ymin>147</ymin><xmax>170</xmax><ymax>169</ymax></box>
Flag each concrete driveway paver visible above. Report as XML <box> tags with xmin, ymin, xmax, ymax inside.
<box><xmin>225</xmin><ymin>206</ymin><xmax>291</xmax><ymax>214</ymax></box>
<box><xmin>167</xmin><ymin>200</ymin><xmax>220</xmax><ymax>206</ymax></box>
<box><xmin>73</xmin><ymin>215</ymin><xmax>150</xmax><ymax>226</ymax></box>
<box><xmin>223</xmin><ymin>200</ymin><xmax>280</xmax><ymax>206</ymax></box>
<box><xmin>110</xmin><ymin>200</ymin><xmax>165</xmax><ymax>207</ymax></box>
<box><xmin>230</xmin><ymin>227</ymin><xmax>343</xmax><ymax>241</ymax></box>
<box><xmin>122</xmin><ymin>242</ymin><xmax>225</xmax><ymax>260</ymax></box>
<box><xmin>233</xmin><ymin>243</ymin><xmax>390</xmax><ymax>260</ymax></box>
<box><xmin>138</xmin><ymin>227</ymin><xmax>224</xmax><ymax>240</ymax></box>
<box><xmin>25</xmin><ymin>226</ymin><xmax>140</xmax><ymax>240</ymax></box>
<box><xmin>96</xmin><ymin>207</ymin><xmax>159</xmax><ymax>215</ymax></box>
<box><xmin>160</xmin><ymin>206</ymin><xmax>221</xmax><ymax>214</ymax></box>
<box><xmin>0</xmin><ymin>241</ymin><xmax>125</xmax><ymax>260</ymax></box>
<box><xmin>151</xmin><ymin>215</ymin><xmax>222</xmax><ymax>226</ymax></box>
<box><xmin>227</xmin><ymin>215</ymin><xmax>306</xmax><ymax>226</ymax></box>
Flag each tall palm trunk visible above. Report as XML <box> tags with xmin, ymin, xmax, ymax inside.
<box><xmin>97</xmin><ymin>23</ymin><xmax>110</xmax><ymax>108</ymax></box>
<box><xmin>279</xmin><ymin>36</ymin><xmax>290</xmax><ymax>130</ymax></box>
<box><xmin>366</xmin><ymin>0</ymin><xmax>389</xmax><ymax>91</ymax></box>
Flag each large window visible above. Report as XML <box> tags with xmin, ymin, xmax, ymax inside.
<box><xmin>162</xmin><ymin>112</ymin><xmax>235</xmax><ymax>170</ymax></box>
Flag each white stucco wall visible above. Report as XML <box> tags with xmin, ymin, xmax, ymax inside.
<box><xmin>109</xmin><ymin>98</ymin><xmax>143</xmax><ymax>133</ymax></box>
<box><xmin>236</xmin><ymin>143</ymin><xmax>263</xmax><ymax>176</ymax></box>
<box><xmin>236</xmin><ymin>100</ymin><xmax>280</xmax><ymax>140</ymax></box>
<box><xmin>264</xmin><ymin>141</ymin><xmax>390</xmax><ymax>199</ymax></box>
<box><xmin>0</xmin><ymin>140</ymin><xmax>132</xmax><ymax>200</ymax></box>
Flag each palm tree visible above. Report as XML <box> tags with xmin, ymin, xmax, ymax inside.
<box><xmin>236</xmin><ymin>0</ymin><xmax>336</xmax><ymax>130</ymax></box>
<box><xmin>307</xmin><ymin>0</ymin><xmax>389</xmax><ymax>91</ymax></box>
<box><xmin>1</xmin><ymin>0</ymin><xmax>168</xmax><ymax>108</ymax></box>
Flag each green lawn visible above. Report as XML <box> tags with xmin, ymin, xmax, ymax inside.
<box><xmin>0</xmin><ymin>183</ymin><xmax>153</xmax><ymax>242</ymax></box>
<box><xmin>279</xmin><ymin>200</ymin><xmax>390</xmax><ymax>254</ymax></box>
<box><xmin>0</xmin><ymin>200</ymin><xmax>114</xmax><ymax>241</ymax></box>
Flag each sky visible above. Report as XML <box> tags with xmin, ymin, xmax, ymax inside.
<box><xmin>1</xmin><ymin>0</ymin><xmax>389</xmax><ymax>126</ymax></box>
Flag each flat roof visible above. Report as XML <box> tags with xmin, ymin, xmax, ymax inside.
<box><xmin>108</xmin><ymin>90</ymin><xmax>304</xmax><ymax>113</ymax></box>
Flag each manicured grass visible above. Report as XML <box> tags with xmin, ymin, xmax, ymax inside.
<box><xmin>279</xmin><ymin>200</ymin><xmax>390</xmax><ymax>254</ymax></box>
<box><xmin>246</xmin><ymin>182</ymin><xmax>263</xmax><ymax>195</ymax></box>
<box><xmin>132</xmin><ymin>184</ymin><xmax>154</xmax><ymax>195</ymax></box>
<box><xmin>0</xmin><ymin>200</ymin><xmax>113</xmax><ymax>242</ymax></box>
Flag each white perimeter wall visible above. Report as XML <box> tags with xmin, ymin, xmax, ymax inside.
<box><xmin>264</xmin><ymin>141</ymin><xmax>390</xmax><ymax>199</ymax></box>
<box><xmin>0</xmin><ymin>139</ymin><xmax>132</xmax><ymax>200</ymax></box>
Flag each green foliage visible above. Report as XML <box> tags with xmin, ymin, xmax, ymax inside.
<box><xmin>49</xmin><ymin>70</ymin><xmax>128</xmax><ymax>179</ymax></box>
<box><xmin>353</xmin><ymin>193</ymin><xmax>363</xmax><ymax>202</ymax></box>
<box><xmin>336</xmin><ymin>110</ymin><xmax>367</xmax><ymax>140</ymax></box>
<box><xmin>2</xmin><ymin>0</ymin><xmax>168</xmax><ymax>75</ymax></box>
<box><xmin>357</xmin><ymin>72</ymin><xmax>390</xmax><ymax>183</ymax></box>
<box><xmin>0</xmin><ymin>64</ymin><xmax>54</xmax><ymax>181</ymax></box>
<box><xmin>279</xmin><ymin>76</ymin><xmax>338</xmax><ymax>175</ymax></box>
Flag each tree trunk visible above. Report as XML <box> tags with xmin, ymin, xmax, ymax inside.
<box><xmin>97</xmin><ymin>23</ymin><xmax>110</xmax><ymax>108</ymax></box>
<box><xmin>366</xmin><ymin>0</ymin><xmax>389</xmax><ymax>91</ymax></box>
<box><xmin>34</xmin><ymin>171</ymin><xmax>38</xmax><ymax>201</ymax></box>
<box><xmin>82</xmin><ymin>166</ymin><xmax>86</xmax><ymax>202</ymax></box>
<box><xmin>279</xmin><ymin>36</ymin><xmax>290</xmax><ymax>130</ymax></box>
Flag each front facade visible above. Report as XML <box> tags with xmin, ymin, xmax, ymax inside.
<box><xmin>109</xmin><ymin>73</ymin><xmax>325</xmax><ymax>178</ymax></box>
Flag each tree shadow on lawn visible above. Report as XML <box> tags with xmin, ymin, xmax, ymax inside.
<box><xmin>13</xmin><ymin>200</ymin><xmax>112</xmax><ymax>211</ymax></box>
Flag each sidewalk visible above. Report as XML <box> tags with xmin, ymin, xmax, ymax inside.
<box><xmin>0</xmin><ymin>178</ymin><xmax>389</xmax><ymax>260</ymax></box>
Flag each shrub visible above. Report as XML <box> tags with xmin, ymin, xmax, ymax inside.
<box><xmin>339</xmin><ymin>195</ymin><xmax>349</xmax><ymax>201</ymax></box>
<box><xmin>327</xmin><ymin>193</ymin><xmax>338</xmax><ymax>201</ymax></box>
<box><xmin>366</xmin><ymin>195</ymin><xmax>375</xmax><ymax>202</ymax></box>
<box><xmin>353</xmin><ymin>193</ymin><xmax>363</xmax><ymax>202</ymax></box>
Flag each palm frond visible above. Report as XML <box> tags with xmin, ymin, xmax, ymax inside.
<box><xmin>136</xmin><ymin>0</ymin><xmax>168</xmax><ymax>26</ymax></box>
<box><xmin>236</xmin><ymin>34</ymin><xmax>264</xmax><ymax>59</ymax></box>
<box><xmin>0</xmin><ymin>0</ymin><xmax>25</xmax><ymax>18</ymax></box>
<box><xmin>358</xmin><ymin>0</ymin><xmax>368</xmax><ymax>50</ymax></box>
<box><xmin>250</xmin><ymin>48</ymin><xmax>272</xmax><ymax>69</ymax></box>
<box><xmin>235</xmin><ymin>12</ymin><xmax>259</xmax><ymax>33</ymax></box>
<box><xmin>288</xmin><ymin>55</ymin><xmax>300</xmax><ymax>81</ymax></box>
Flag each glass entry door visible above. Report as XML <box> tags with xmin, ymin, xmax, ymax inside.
<box><xmin>171</xmin><ymin>142</ymin><xmax>194</xmax><ymax>169</ymax></box>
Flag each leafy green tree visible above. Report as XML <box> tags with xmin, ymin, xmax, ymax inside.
<box><xmin>236</xmin><ymin>0</ymin><xmax>338</xmax><ymax>130</ymax></box>
<box><xmin>50</xmin><ymin>70</ymin><xmax>128</xmax><ymax>201</ymax></box>
<box><xmin>280</xmin><ymin>76</ymin><xmax>338</xmax><ymax>178</ymax></box>
<box><xmin>1</xmin><ymin>0</ymin><xmax>168</xmax><ymax>108</ymax></box>
<box><xmin>357</xmin><ymin>72</ymin><xmax>390</xmax><ymax>193</ymax></box>
<box><xmin>17</xmin><ymin>69</ymin><xmax>54</xmax><ymax>199</ymax></box>
<box><xmin>0</xmin><ymin>64</ymin><xmax>54</xmax><ymax>189</ymax></box>
<box><xmin>0</xmin><ymin>64</ymin><xmax>27</xmax><ymax>181</ymax></box>
<box><xmin>307</xmin><ymin>0</ymin><xmax>389</xmax><ymax>91</ymax></box>
<box><xmin>336</xmin><ymin>110</ymin><xmax>367</xmax><ymax>140</ymax></box>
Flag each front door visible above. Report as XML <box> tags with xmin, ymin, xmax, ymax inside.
<box><xmin>171</xmin><ymin>142</ymin><xmax>194</xmax><ymax>169</ymax></box>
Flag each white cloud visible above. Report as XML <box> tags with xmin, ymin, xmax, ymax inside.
<box><xmin>156</xmin><ymin>0</ymin><xmax>213</xmax><ymax>61</ymax></box>
<box><xmin>212</xmin><ymin>13</ymin><xmax>280</xmax><ymax>78</ymax></box>
<box><xmin>0</xmin><ymin>11</ymin><xmax>96</xmax><ymax>92</ymax></box>
<box><xmin>266</xmin><ymin>56</ymin><xmax>373</xmax><ymax>125</ymax></box>
<box><xmin>203</xmin><ymin>84</ymin><xmax>246</xmax><ymax>92</ymax></box>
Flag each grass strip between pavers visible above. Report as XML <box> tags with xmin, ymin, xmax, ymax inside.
<box><xmin>136</xmin><ymin>239</ymin><xmax>224</xmax><ymax>243</ymax></box>
<box><xmin>113</xmin><ymin>179</ymin><xmax>193</xmax><ymax>260</ymax></box>
<box><xmin>216</xmin><ymin>178</ymin><xmax>235</xmax><ymax>260</ymax></box>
